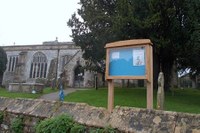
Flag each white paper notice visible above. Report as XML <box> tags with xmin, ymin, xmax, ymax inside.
<box><xmin>111</xmin><ymin>52</ymin><xmax>119</xmax><ymax>59</ymax></box>
<box><xmin>133</xmin><ymin>49</ymin><xmax>145</xmax><ymax>66</ymax></box>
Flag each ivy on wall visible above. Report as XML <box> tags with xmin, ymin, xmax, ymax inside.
<box><xmin>0</xmin><ymin>111</ymin><xmax>3</xmax><ymax>124</ymax></box>
<box><xmin>11</xmin><ymin>116</ymin><xmax>24</xmax><ymax>133</ymax></box>
<box><xmin>35</xmin><ymin>114</ymin><xmax>117</xmax><ymax>133</ymax></box>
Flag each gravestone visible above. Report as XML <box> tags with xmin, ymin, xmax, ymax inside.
<box><xmin>157</xmin><ymin>71</ymin><xmax>164</xmax><ymax>110</ymax></box>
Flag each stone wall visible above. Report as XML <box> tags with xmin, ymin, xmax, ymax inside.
<box><xmin>0</xmin><ymin>97</ymin><xmax>199</xmax><ymax>133</ymax></box>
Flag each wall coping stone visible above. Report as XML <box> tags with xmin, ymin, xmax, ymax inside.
<box><xmin>0</xmin><ymin>97</ymin><xmax>199</xmax><ymax>133</ymax></box>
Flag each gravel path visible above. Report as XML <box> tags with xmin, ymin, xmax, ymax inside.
<box><xmin>39</xmin><ymin>88</ymin><xmax>80</xmax><ymax>101</ymax></box>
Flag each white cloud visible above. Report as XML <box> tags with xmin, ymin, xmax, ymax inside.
<box><xmin>0</xmin><ymin>0</ymin><xmax>80</xmax><ymax>45</ymax></box>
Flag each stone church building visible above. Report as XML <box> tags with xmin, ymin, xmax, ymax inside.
<box><xmin>2</xmin><ymin>40</ymin><xmax>95</xmax><ymax>89</ymax></box>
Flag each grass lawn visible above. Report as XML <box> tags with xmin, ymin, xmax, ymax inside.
<box><xmin>64</xmin><ymin>88</ymin><xmax>200</xmax><ymax>114</ymax></box>
<box><xmin>0</xmin><ymin>87</ymin><xmax>58</xmax><ymax>99</ymax></box>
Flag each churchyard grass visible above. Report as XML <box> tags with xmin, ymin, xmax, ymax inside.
<box><xmin>0</xmin><ymin>87</ymin><xmax>57</xmax><ymax>99</ymax></box>
<box><xmin>43</xmin><ymin>87</ymin><xmax>58</xmax><ymax>94</ymax></box>
<box><xmin>64</xmin><ymin>88</ymin><xmax>200</xmax><ymax>114</ymax></box>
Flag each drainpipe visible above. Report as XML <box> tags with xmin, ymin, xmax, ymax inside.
<box><xmin>55</xmin><ymin>39</ymin><xmax>60</xmax><ymax>84</ymax></box>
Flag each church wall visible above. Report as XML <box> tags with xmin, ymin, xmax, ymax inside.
<box><xmin>58</xmin><ymin>49</ymin><xmax>80</xmax><ymax>76</ymax></box>
<box><xmin>2</xmin><ymin>51</ymin><xmax>21</xmax><ymax>87</ymax></box>
<box><xmin>63</xmin><ymin>50</ymin><xmax>84</xmax><ymax>87</ymax></box>
<box><xmin>2</xmin><ymin>42</ymin><xmax>96</xmax><ymax>88</ymax></box>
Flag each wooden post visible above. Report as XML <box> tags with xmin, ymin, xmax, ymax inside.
<box><xmin>108</xmin><ymin>79</ymin><xmax>114</xmax><ymax>113</ymax></box>
<box><xmin>146</xmin><ymin>45</ymin><xmax>153</xmax><ymax>109</ymax></box>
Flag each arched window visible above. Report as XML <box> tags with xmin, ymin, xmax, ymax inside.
<box><xmin>29</xmin><ymin>52</ymin><xmax>47</xmax><ymax>78</ymax></box>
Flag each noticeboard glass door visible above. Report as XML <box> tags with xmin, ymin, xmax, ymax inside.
<box><xmin>109</xmin><ymin>46</ymin><xmax>146</xmax><ymax>76</ymax></box>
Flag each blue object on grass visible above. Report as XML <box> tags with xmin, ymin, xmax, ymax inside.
<box><xmin>59</xmin><ymin>85</ymin><xmax>64</xmax><ymax>101</ymax></box>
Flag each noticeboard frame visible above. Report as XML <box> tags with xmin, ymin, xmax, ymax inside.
<box><xmin>104</xmin><ymin>39</ymin><xmax>153</xmax><ymax>112</ymax></box>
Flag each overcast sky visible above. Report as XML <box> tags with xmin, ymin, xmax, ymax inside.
<box><xmin>0</xmin><ymin>0</ymin><xmax>80</xmax><ymax>46</ymax></box>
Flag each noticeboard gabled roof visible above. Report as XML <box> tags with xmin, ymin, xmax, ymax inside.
<box><xmin>105</xmin><ymin>39</ymin><xmax>153</xmax><ymax>48</ymax></box>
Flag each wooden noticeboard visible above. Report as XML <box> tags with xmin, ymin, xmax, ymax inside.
<box><xmin>105</xmin><ymin>39</ymin><xmax>153</xmax><ymax>112</ymax></box>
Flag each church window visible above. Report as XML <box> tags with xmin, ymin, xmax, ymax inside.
<box><xmin>30</xmin><ymin>52</ymin><xmax>47</xmax><ymax>78</ymax></box>
<box><xmin>8</xmin><ymin>56</ymin><xmax>18</xmax><ymax>72</ymax></box>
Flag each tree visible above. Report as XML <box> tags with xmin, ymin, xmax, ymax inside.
<box><xmin>176</xmin><ymin>0</ymin><xmax>200</xmax><ymax>87</ymax></box>
<box><xmin>0</xmin><ymin>46</ymin><xmax>7</xmax><ymax>84</ymax></box>
<box><xmin>68</xmin><ymin>0</ymin><xmax>117</xmax><ymax>73</ymax></box>
<box><xmin>68</xmin><ymin>0</ymin><xmax>200</xmax><ymax>90</ymax></box>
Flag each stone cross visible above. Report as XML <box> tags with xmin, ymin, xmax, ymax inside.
<box><xmin>157</xmin><ymin>71</ymin><xmax>164</xmax><ymax>110</ymax></box>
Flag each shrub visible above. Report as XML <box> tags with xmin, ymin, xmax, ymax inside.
<box><xmin>11</xmin><ymin>116</ymin><xmax>24</xmax><ymax>133</ymax></box>
<box><xmin>0</xmin><ymin>111</ymin><xmax>3</xmax><ymax>124</ymax></box>
<box><xmin>70</xmin><ymin>124</ymin><xmax>86</xmax><ymax>133</ymax></box>
<box><xmin>36</xmin><ymin>114</ymin><xmax>117</xmax><ymax>133</ymax></box>
<box><xmin>89</xmin><ymin>128</ymin><xmax>105</xmax><ymax>133</ymax></box>
<box><xmin>36</xmin><ymin>114</ymin><xmax>74</xmax><ymax>133</ymax></box>
<box><xmin>103</xmin><ymin>126</ymin><xmax>116</xmax><ymax>133</ymax></box>
<box><xmin>89</xmin><ymin>126</ymin><xmax>116</xmax><ymax>133</ymax></box>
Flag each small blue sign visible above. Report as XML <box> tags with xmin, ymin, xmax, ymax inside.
<box><xmin>109</xmin><ymin>47</ymin><xmax>146</xmax><ymax>76</ymax></box>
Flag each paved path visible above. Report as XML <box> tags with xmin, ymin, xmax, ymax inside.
<box><xmin>39</xmin><ymin>88</ymin><xmax>80</xmax><ymax>101</ymax></box>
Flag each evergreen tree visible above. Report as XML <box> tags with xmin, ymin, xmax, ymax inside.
<box><xmin>68</xmin><ymin>0</ymin><xmax>200</xmax><ymax>90</ymax></box>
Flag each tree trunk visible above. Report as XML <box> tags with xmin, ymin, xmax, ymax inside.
<box><xmin>191</xmin><ymin>76</ymin><xmax>197</xmax><ymax>89</ymax></box>
<box><xmin>161</xmin><ymin>60</ymin><xmax>174</xmax><ymax>91</ymax></box>
<box><xmin>102</xmin><ymin>72</ymin><xmax>105</xmax><ymax>87</ymax></box>
<box><xmin>153</xmin><ymin>52</ymin><xmax>160</xmax><ymax>90</ymax></box>
<box><xmin>192</xmin><ymin>80</ymin><xmax>196</xmax><ymax>88</ymax></box>
<box><xmin>0</xmin><ymin>75</ymin><xmax>3</xmax><ymax>86</ymax></box>
<box><xmin>127</xmin><ymin>79</ymin><xmax>130</xmax><ymax>88</ymax></box>
<box><xmin>121</xmin><ymin>79</ymin><xmax>125</xmax><ymax>88</ymax></box>
<box><xmin>170</xmin><ymin>61</ymin><xmax>178</xmax><ymax>88</ymax></box>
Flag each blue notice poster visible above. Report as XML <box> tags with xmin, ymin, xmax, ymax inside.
<box><xmin>109</xmin><ymin>47</ymin><xmax>146</xmax><ymax>76</ymax></box>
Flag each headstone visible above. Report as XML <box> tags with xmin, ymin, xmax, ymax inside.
<box><xmin>157</xmin><ymin>72</ymin><xmax>164</xmax><ymax>110</ymax></box>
